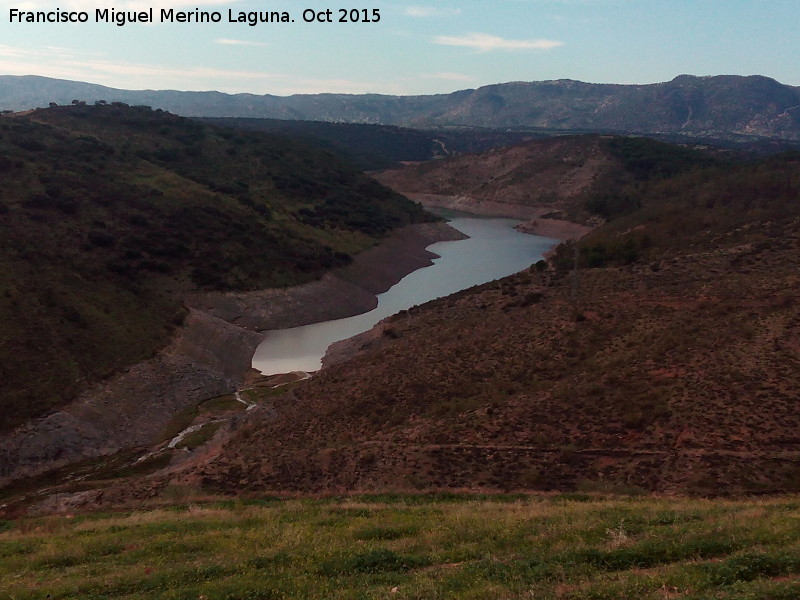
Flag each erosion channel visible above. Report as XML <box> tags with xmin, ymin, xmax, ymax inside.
<box><xmin>252</xmin><ymin>210</ymin><xmax>559</xmax><ymax>374</ymax></box>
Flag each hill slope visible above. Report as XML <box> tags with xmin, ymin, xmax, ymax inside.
<box><xmin>0</xmin><ymin>104</ymin><xmax>430</xmax><ymax>432</ymax></box>
<box><xmin>5</xmin><ymin>495</ymin><xmax>800</xmax><ymax>600</ymax></box>
<box><xmin>200</xmin><ymin>117</ymin><xmax>542</xmax><ymax>171</ymax></box>
<box><xmin>374</xmin><ymin>135</ymin><xmax>719</xmax><ymax>225</ymax></box>
<box><xmin>3</xmin><ymin>74</ymin><xmax>800</xmax><ymax>140</ymax></box>
<box><xmin>191</xmin><ymin>151</ymin><xmax>800</xmax><ymax>496</ymax></box>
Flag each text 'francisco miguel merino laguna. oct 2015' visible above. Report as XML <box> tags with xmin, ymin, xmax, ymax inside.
<box><xmin>7</xmin><ymin>7</ymin><xmax>383</xmax><ymax>26</ymax></box>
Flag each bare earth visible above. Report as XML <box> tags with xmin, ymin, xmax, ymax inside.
<box><xmin>0</xmin><ymin>222</ymin><xmax>463</xmax><ymax>490</ymax></box>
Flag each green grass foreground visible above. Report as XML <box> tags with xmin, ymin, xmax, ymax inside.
<box><xmin>2</xmin><ymin>494</ymin><xmax>800</xmax><ymax>599</ymax></box>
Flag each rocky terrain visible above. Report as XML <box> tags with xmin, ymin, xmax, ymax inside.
<box><xmin>0</xmin><ymin>104</ymin><xmax>440</xmax><ymax>490</ymax></box>
<box><xmin>0</xmin><ymin>309</ymin><xmax>259</xmax><ymax>486</ymax></box>
<box><xmin>3</xmin><ymin>130</ymin><xmax>799</xmax><ymax>513</ymax></box>
<box><xmin>185</xmin><ymin>155</ymin><xmax>800</xmax><ymax>497</ymax></box>
<box><xmin>0</xmin><ymin>221</ymin><xmax>460</xmax><ymax>489</ymax></box>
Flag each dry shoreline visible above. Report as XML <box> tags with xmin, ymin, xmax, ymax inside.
<box><xmin>0</xmin><ymin>209</ymin><xmax>586</xmax><ymax>490</ymax></box>
<box><xmin>184</xmin><ymin>221</ymin><xmax>466</xmax><ymax>332</ymax></box>
<box><xmin>402</xmin><ymin>192</ymin><xmax>593</xmax><ymax>241</ymax></box>
<box><xmin>515</xmin><ymin>218</ymin><xmax>594</xmax><ymax>241</ymax></box>
<box><xmin>0</xmin><ymin>221</ymin><xmax>464</xmax><ymax>487</ymax></box>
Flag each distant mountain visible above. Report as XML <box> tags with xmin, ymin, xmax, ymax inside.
<box><xmin>2</xmin><ymin>74</ymin><xmax>800</xmax><ymax>140</ymax></box>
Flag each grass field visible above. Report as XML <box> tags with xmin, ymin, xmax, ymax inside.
<box><xmin>2</xmin><ymin>494</ymin><xmax>800</xmax><ymax>599</ymax></box>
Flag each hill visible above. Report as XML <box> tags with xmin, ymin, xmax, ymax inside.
<box><xmin>184</xmin><ymin>149</ymin><xmax>800</xmax><ymax>497</ymax></box>
<box><xmin>3</xmin><ymin>134</ymin><xmax>799</xmax><ymax>507</ymax></box>
<box><xmin>0</xmin><ymin>104</ymin><xmax>430</xmax><ymax>434</ymax></box>
<box><xmin>199</xmin><ymin>117</ymin><xmax>542</xmax><ymax>170</ymax></box>
<box><xmin>3</xmin><ymin>74</ymin><xmax>800</xmax><ymax>140</ymax></box>
<box><xmin>373</xmin><ymin>134</ymin><xmax>720</xmax><ymax>226</ymax></box>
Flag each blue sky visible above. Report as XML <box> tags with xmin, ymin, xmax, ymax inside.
<box><xmin>0</xmin><ymin>0</ymin><xmax>797</xmax><ymax>95</ymax></box>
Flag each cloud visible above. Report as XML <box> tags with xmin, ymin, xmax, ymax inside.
<box><xmin>214</xmin><ymin>39</ymin><xmax>268</xmax><ymax>47</ymax></box>
<box><xmin>421</xmin><ymin>72</ymin><xmax>475</xmax><ymax>82</ymax></box>
<box><xmin>433</xmin><ymin>32</ymin><xmax>563</xmax><ymax>52</ymax></box>
<box><xmin>404</xmin><ymin>6</ymin><xmax>462</xmax><ymax>18</ymax></box>
<box><xmin>0</xmin><ymin>44</ymin><xmax>279</xmax><ymax>92</ymax></box>
<box><xmin>61</xmin><ymin>58</ymin><xmax>274</xmax><ymax>81</ymax></box>
<box><xmin>0</xmin><ymin>44</ymin><xmax>400</xmax><ymax>95</ymax></box>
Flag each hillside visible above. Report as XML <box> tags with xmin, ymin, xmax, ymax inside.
<box><xmin>3</xmin><ymin>134</ymin><xmax>800</xmax><ymax>508</ymax></box>
<box><xmin>202</xmin><ymin>118</ymin><xmax>444</xmax><ymax>170</ymax></box>
<box><xmin>3</xmin><ymin>74</ymin><xmax>800</xmax><ymax>140</ymax></box>
<box><xmin>0</xmin><ymin>104</ymin><xmax>430</xmax><ymax>433</ymax></box>
<box><xmin>200</xmin><ymin>117</ymin><xmax>541</xmax><ymax>170</ymax></box>
<box><xmin>182</xmin><ymin>151</ymin><xmax>800</xmax><ymax>497</ymax></box>
<box><xmin>374</xmin><ymin>135</ymin><xmax>719</xmax><ymax>225</ymax></box>
<box><xmin>4</xmin><ymin>494</ymin><xmax>800</xmax><ymax>600</ymax></box>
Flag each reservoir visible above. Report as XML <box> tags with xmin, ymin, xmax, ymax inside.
<box><xmin>251</xmin><ymin>211</ymin><xmax>557</xmax><ymax>374</ymax></box>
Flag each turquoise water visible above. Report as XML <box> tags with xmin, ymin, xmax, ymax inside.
<box><xmin>251</xmin><ymin>212</ymin><xmax>557</xmax><ymax>374</ymax></box>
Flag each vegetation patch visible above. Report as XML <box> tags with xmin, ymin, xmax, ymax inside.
<box><xmin>0</xmin><ymin>104</ymin><xmax>432</xmax><ymax>432</ymax></box>
<box><xmin>2</xmin><ymin>495</ymin><xmax>800</xmax><ymax>599</ymax></box>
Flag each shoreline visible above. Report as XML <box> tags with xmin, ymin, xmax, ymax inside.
<box><xmin>515</xmin><ymin>217</ymin><xmax>594</xmax><ymax>241</ymax></box>
<box><xmin>0</xmin><ymin>208</ymin><xmax>586</xmax><ymax>491</ymax></box>
<box><xmin>401</xmin><ymin>192</ymin><xmax>594</xmax><ymax>242</ymax></box>
<box><xmin>321</xmin><ymin>209</ymin><xmax>592</xmax><ymax>371</ymax></box>
<box><xmin>0</xmin><ymin>221</ymin><xmax>464</xmax><ymax>488</ymax></box>
<box><xmin>184</xmin><ymin>221</ymin><xmax>466</xmax><ymax>332</ymax></box>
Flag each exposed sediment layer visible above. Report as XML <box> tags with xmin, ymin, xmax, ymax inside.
<box><xmin>0</xmin><ymin>310</ymin><xmax>262</xmax><ymax>486</ymax></box>
<box><xmin>401</xmin><ymin>193</ymin><xmax>594</xmax><ymax>242</ymax></box>
<box><xmin>0</xmin><ymin>222</ymin><xmax>463</xmax><ymax>488</ymax></box>
<box><xmin>185</xmin><ymin>221</ymin><xmax>465</xmax><ymax>331</ymax></box>
<box><xmin>515</xmin><ymin>218</ymin><xmax>594</xmax><ymax>241</ymax></box>
<box><xmin>404</xmin><ymin>193</ymin><xmax>542</xmax><ymax>220</ymax></box>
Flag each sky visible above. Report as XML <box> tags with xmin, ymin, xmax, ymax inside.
<box><xmin>0</xmin><ymin>0</ymin><xmax>797</xmax><ymax>96</ymax></box>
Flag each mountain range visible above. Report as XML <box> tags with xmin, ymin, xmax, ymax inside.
<box><xmin>2</xmin><ymin>74</ymin><xmax>800</xmax><ymax>140</ymax></box>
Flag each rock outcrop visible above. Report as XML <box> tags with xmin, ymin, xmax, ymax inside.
<box><xmin>0</xmin><ymin>310</ymin><xmax>261</xmax><ymax>486</ymax></box>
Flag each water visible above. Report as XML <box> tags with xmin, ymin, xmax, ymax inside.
<box><xmin>251</xmin><ymin>211</ymin><xmax>557</xmax><ymax>374</ymax></box>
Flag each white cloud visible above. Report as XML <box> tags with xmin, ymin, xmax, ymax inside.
<box><xmin>404</xmin><ymin>6</ymin><xmax>462</xmax><ymax>18</ymax></box>
<box><xmin>0</xmin><ymin>44</ymin><xmax>280</xmax><ymax>92</ymax></box>
<box><xmin>0</xmin><ymin>45</ymin><xmax>401</xmax><ymax>95</ymax></box>
<box><xmin>60</xmin><ymin>58</ymin><xmax>273</xmax><ymax>81</ymax></box>
<box><xmin>433</xmin><ymin>32</ymin><xmax>563</xmax><ymax>52</ymax></box>
<box><xmin>421</xmin><ymin>72</ymin><xmax>475</xmax><ymax>81</ymax></box>
<box><xmin>214</xmin><ymin>39</ymin><xmax>268</xmax><ymax>47</ymax></box>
